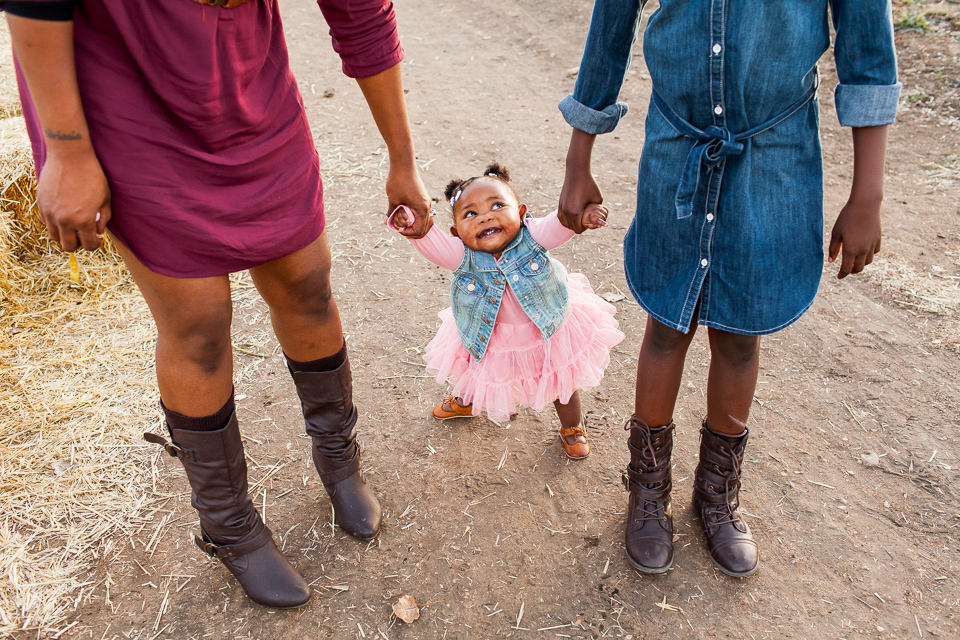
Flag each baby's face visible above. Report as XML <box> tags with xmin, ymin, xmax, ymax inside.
<box><xmin>451</xmin><ymin>179</ymin><xmax>525</xmax><ymax>258</ymax></box>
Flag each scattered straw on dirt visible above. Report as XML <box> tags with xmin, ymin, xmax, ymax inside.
<box><xmin>863</xmin><ymin>253</ymin><xmax>960</xmax><ymax>348</ymax></box>
<box><xmin>0</xmin><ymin>109</ymin><xmax>164</xmax><ymax>635</ymax></box>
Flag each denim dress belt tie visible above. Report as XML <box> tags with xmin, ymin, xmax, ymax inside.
<box><xmin>653</xmin><ymin>73</ymin><xmax>820</xmax><ymax>220</ymax></box>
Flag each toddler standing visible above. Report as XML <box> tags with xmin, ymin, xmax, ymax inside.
<box><xmin>391</xmin><ymin>164</ymin><xmax>624</xmax><ymax>459</ymax></box>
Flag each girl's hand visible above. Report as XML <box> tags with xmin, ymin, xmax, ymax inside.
<box><xmin>581</xmin><ymin>203</ymin><xmax>609</xmax><ymax>230</ymax></box>
<box><xmin>828</xmin><ymin>125</ymin><xmax>888</xmax><ymax>280</ymax></box>
<box><xmin>828</xmin><ymin>196</ymin><xmax>882</xmax><ymax>279</ymax></box>
<box><xmin>558</xmin><ymin>129</ymin><xmax>602</xmax><ymax>234</ymax></box>
<box><xmin>37</xmin><ymin>147</ymin><xmax>112</xmax><ymax>252</ymax></box>
<box><xmin>386</xmin><ymin>162</ymin><xmax>433</xmax><ymax>238</ymax></box>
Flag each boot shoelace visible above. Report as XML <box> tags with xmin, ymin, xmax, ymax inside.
<box><xmin>634</xmin><ymin>433</ymin><xmax>669</xmax><ymax>524</ymax></box>
<box><xmin>703</xmin><ymin>442</ymin><xmax>743</xmax><ymax>527</ymax></box>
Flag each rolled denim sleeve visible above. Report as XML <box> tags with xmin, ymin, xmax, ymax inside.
<box><xmin>558</xmin><ymin>0</ymin><xmax>645</xmax><ymax>135</ymax></box>
<box><xmin>830</xmin><ymin>0</ymin><xmax>902</xmax><ymax>127</ymax></box>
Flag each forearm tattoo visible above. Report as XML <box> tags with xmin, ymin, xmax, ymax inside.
<box><xmin>44</xmin><ymin>128</ymin><xmax>83</xmax><ymax>141</ymax></box>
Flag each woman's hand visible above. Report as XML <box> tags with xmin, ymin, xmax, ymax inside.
<box><xmin>558</xmin><ymin>129</ymin><xmax>602</xmax><ymax>234</ymax></box>
<box><xmin>37</xmin><ymin>147</ymin><xmax>112</xmax><ymax>252</ymax></box>
<box><xmin>386</xmin><ymin>162</ymin><xmax>433</xmax><ymax>238</ymax></box>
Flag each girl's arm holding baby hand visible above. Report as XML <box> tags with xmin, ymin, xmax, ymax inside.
<box><xmin>559</xmin><ymin>129</ymin><xmax>605</xmax><ymax>234</ymax></box>
<box><xmin>828</xmin><ymin>125</ymin><xmax>888</xmax><ymax>279</ymax></box>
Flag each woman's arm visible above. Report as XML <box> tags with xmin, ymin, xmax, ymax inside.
<box><xmin>317</xmin><ymin>0</ymin><xmax>432</xmax><ymax>238</ymax></box>
<box><xmin>356</xmin><ymin>65</ymin><xmax>432</xmax><ymax>239</ymax></box>
<box><xmin>6</xmin><ymin>13</ymin><xmax>111</xmax><ymax>252</ymax></box>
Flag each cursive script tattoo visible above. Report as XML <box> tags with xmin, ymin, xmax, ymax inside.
<box><xmin>44</xmin><ymin>128</ymin><xmax>83</xmax><ymax>141</ymax></box>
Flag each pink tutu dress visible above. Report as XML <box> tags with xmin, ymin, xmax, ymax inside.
<box><xmin>405</xmin><ymin>211</ymin><xmax>625</xmax><ymax>422</ymax></box>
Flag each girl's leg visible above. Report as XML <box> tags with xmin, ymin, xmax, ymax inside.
<box><xmin>705</xmin><ymin>328</ymin><xmax>760</xmax><ymax>434</ymax></box>
<box><xmin>114</xmin><ymin>242</ymin><xmax>309</xmax><ymax>608</ymax></box>
<box><xmin>691</xmin><ymin>327</ymin><xmax>760</xmax><ymax>577</ymax></box>
<box><xmin>248</xmin><ymin>231</ymin><xmax>381</xmax><ymax>540</ymax></box>
<box><xmin>634</xmin><ymin>315</ymin><xmax>698</xmax><ymax>425</ymax></box>
<box><xmin>554</xmin><ymin>390</ymin><xmax>588</xmax><ymax>459</ymax></box>
<box><xmin>624</xmin><ymin>316</ymin><xmax>696</xmax><ymax>573</ymax></box>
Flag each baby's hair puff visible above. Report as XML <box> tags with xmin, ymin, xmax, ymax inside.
<box><xmin>446</xmin><ymin>163</ymin><xmax>517</xmax><ymax>211</ymax></box>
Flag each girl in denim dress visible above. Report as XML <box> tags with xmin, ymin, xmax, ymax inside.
<box><xmin>390</xmin><ymin>165</ymin><xmax>624</xmax><ymax>460</ymax></box>
<box><xmin>559</xmin><ymin>0</ymin><xmax>900</xmax><ymax>576</ymax></box>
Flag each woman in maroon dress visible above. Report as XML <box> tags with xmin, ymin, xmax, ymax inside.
<box><xmin>5</xmin><ymin>0</ymin><xmax>433</xmax><ymax>608</ymax></box>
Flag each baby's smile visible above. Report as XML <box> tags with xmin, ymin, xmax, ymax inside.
<box><xmin>477</xmin><ymin>226</ymin><xmax>501</xmax><ymax>239</ymax></box>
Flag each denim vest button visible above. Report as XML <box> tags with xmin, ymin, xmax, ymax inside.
<box><xmin>714</xmin><ymin>105</ymin><xmax>723</xmax><ymax>115</ymax></box>
<box><xmin>513</xmin><ymin>275</ymin><xmax>519</xmax><ymax>281</ymax></box>
<box><xmin>531</xmin><ymin>262</ymin><xmax>539</xmax><ymax>270</ymax></box>
<box><xmin>706</xmin><ymin>213</ymin><xmax>714</xmax><ymax>222</ymax></box>
<box><xmin>701</xmin><ymin>258</ymin><xmax>709</xmax><ymax>267</ymax></box>
<box><xmin>467</xmin><ymin>283</ymin><xmax>476</xmax><ymax>291</ymax></box>
<box><xmin>712</xmin><ymin>43</ymin><xmax>722</xmax><ymax>54</ymax></box>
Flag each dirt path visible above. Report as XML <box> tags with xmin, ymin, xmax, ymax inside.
<box><xmin>55</xmin><ymin>1</ymin><xmax>960</xmax><ymax>639</ymax></box>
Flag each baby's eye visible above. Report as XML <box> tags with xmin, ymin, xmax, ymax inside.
<box><xmin>463</xmin><ymin>210</ymin><xmax>477</xmax><ymax>218</ymax></box>
<box><xmin>492</xmin><ymin>202</ymin><xmax>504</xmax><ymax>210</ymax></box>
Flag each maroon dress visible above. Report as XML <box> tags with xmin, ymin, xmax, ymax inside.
<box><xmin>12</xmin><ymin>0</ymin><xmax>403</xmax><ymax>277</ymax></box>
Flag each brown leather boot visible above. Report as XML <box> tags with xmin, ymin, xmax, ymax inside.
<box><xmin>692</xmin><ymin>423</ymin><xmax>759</xmax><ymax>577</ymax></box>
<box><xmin>622</xmin><ymin>417</ymin><xmax>675</xmax><ymax>573</ymax></box>
<box><xmin>289</xmin><ymin>353</ymin><xmax>381</xmax><ymax>540</ymax></box>
<box><xmin>145</xmin><ymin>413</ymin><xmax>310</xmax><ymax>609</ymax></box>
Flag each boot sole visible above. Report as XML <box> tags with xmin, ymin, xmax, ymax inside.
<box><xmin>692</xmin><ymin>499</ymin><xmax>759</xmax><ymax>578</ymax></box>
<box><xmin>626</xmin><ymin>554</ymin><xmax>673</xmax><ymax>574</ymax></box>
<box><xmin>709</xmin><ymin>558</ymin><xmax>758</xmax><ymax>578</ymax></box>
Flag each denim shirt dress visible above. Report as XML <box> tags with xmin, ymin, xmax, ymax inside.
<box><xmin>560</xmin><ymin>0</ymin><xmax>901</xmax><ymax>335</ymax></box>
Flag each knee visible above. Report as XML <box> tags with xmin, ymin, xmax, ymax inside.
<box><xmin>272</xmin><ymin>267</ymin><xmax>335</xmax><ymax>318</ymax></box>
<box><xmin>159</xmin><ymin>305</ymin><xmax>233</xmax><ymax>374</ymax></box>
<box><xmin>643</xmin><ymin>319</ymin><xmax>694</xmax><ymax>357</ymax></box>
<box><xmin>711</xmin><ymin>332</ymin><xmax>760</xmax><ymax>368</ymax></box>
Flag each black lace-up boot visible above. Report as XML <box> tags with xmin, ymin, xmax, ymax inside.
<box><xmin>692</xmin><ymin>423</ymin><xmax>758</xmax><ymax>576</ymax></box>
<box><xmin>622</xmin><ymin>417</ymin><xmax>675</xmax><ymax>573</ymax></box>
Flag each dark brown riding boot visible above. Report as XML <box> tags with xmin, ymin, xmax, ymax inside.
<box><xmin>622</xmin><ymin>417</ymin><xmax>675</xmax><ymax>573</ymax></box>
<box><xmin>145</xmin><ymin>412</ymin><xmax>310</xmax><ymax>608</ymax></box>
<box><xmin>289</xmin><ymin>353</ymin><xmax>381</xmax><ymax>540</ymax></box>
<box><xmin>692</xmin><ymin>423</ymin><xmax>759</xmax><ymax>577</ymax></box>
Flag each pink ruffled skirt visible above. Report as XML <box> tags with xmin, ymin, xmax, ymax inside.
<box><xmin>423</xmin><ymin>273</ymin><xmax>626</xmax><ymax>422</ymax></box>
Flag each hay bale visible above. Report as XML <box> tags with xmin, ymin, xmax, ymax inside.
<box><xmin>0</xmin><ymin>23</ymin><xmax>23</xmax><ymax>120</ymax></box>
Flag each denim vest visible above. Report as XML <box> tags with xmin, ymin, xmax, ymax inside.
<box><xmin>451</xmin><ymin>225</ymin><xmax>569</xmax><ymax>361</ymax></box>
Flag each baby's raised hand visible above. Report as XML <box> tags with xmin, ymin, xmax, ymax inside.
<box><xmin>582</xmin><ymin>203</ymin><xmax>609</xmax><ymax>230</ymax></box>
<box><xmin>387</xmin><ymin>204</ymin><xmax>416</xmax><ymax>233</ymax></box>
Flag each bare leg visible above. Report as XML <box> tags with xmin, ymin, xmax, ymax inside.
<box><xmin>634</xmin><ymin>316</ymin><xmax>698</xmax><ymax>426</ymax></box>
<box><xmin>113</xmin><ymin>240</ymin><xmax>233</xmax><ymax>417</ymax></box>
<box><xmin>705</xmin><ymin>328</ymin><xmax>760</xmax><ymax>434</ymax></box>
<box><xmin>248</xmin><ymin>231</ymin><xmax>343</xmax><ymax>361</ymax></box>
<box><xmin>555</xmin><ymin>390</ymin><xmax>582</xmax><ymax>431</ymax></box>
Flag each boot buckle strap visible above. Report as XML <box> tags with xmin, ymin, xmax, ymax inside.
<box><xmin>144</xmin><ymin>432</ymin><xmax>196</xmax><ymax>461</ymax></box>
<box><xmin>194</xmin><ymin>531</ymin><xmax>271</xmax><ymax>559</ymax></box>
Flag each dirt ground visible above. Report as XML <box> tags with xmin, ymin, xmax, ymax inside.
<box><xmin>38</xmin><ymin>1</ymin><xmax>960</xmax><ymax>638</ymax></box>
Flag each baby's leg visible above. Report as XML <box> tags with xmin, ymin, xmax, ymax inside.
<box><xmin>555</xmin><ymin>390</ymin><xmax>589</xmax><ymax>459</ymax></box>
<box><xmin>691</xmin><ymin>327</ymin><xmax>760</xmax><ymax>577</ymax></box>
